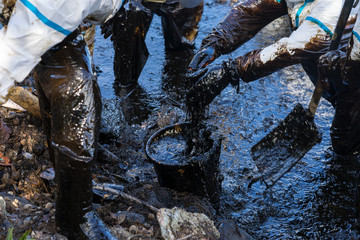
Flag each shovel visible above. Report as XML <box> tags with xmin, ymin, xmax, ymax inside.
<box><xmin>249</xmin><ymin>0</ymin><xmax>355</xmax><ymax>188</ymax></box>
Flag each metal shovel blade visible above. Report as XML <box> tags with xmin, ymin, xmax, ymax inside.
<box><xmin>250</xmin><ymin>103</ymin><xmax>322</xmax><ymax>188</ymax></box>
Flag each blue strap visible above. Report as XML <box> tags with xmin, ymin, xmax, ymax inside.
<box><xmin>19</xmin><ymin>0</ymin><xmax>72</xmax><ymax>36</ymax></box>
<box><xmin>353</xmin><ymin>30</ymin><xmax>360</xmax><ymax>42</ymax></box>
<box><xmin>275</xmin><ymin>0</ymin><xmax>282</xmax><ymax>3</ymax></box>
<box><xmin>295</xmin><ymin>0</ymin><xmax>315</xmax><ymax>28</ymax></box>
<box><xmin>305</xmin><ymin>16</ymin><xmax>333</xmax><ymax>37</ymax></box>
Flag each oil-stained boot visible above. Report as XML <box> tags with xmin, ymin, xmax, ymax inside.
<box><xmin>331</xmin><ymin>88</ymin><xmax>360</xmax><ymax>155</ymax></box>
<box><xmin>112</xmin><ymin>0</ymin><xmax>153</xmax><ymax>87</ymax></box>
<box><xmin>153</xmin><ymin>1</ymin><xmax>204</xmax><ymax>50</ymax></box>
<box><xmin>53</xmin><ymin>145</ymin><xmax>116</xmax><ymax>240</ymax></box>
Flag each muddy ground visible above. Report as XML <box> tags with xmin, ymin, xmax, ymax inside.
<box><xmin>3</xmin><ymin>0</ymin><xmax>360</xmax><ymax>239</ymax></box>
<box><xmin>0</xmin><ymin>94</ymin><xmax>250</xmax><ymax>239</ymax></box>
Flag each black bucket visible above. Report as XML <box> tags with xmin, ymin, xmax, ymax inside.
<box><xmin>146</xmin><ymin>122</ymin><xmax>222</xmax><ymax>204</ymax></box>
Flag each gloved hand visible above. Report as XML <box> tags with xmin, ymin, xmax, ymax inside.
<box><xmin>188</xmin><ymin>46</ymin><xmax>218</xmax><ymax>71</ymax></box>
<box><xmin>100</xmin><ymin>17</ymin><xmax>114</xmax><ymax>40</ymax></box>
<box><xmin>317</xmin><ymin>50</ymin><xmax>346</xmax><ymax>91</ymax></box>
<box><xmin>186</xmin><ymin>59</ymin><xmax>240</xmax><ymax>122</ymax></box>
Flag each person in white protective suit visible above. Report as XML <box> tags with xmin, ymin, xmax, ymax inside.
<box><xmin>0</xmin><ymin>0</ymin><xmax>123</xmax><ymax>239</ymax></box>
<box><xmin>317</xmin><ymin>7</ymin><xmax>360</xmax><ymax>155</ymax></box>
<box><xmin>185</xmin><ymin>0</ymin><xmax>360</xmax><ymax>155</ymax></box>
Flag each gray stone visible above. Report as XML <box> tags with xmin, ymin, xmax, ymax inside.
<box><xmin>0</xmin><ymin>196</ymin><xmax>7</xmax><ymax>220</ymax></box>
<box><xmin>115</xmin><ymin>211</ymin><xmax>146</xmax><ymax>225</ymax></box>
<box><xmin>157</xmin><ymin>207</ymin><xmax>220</xmax><ymax>240</ymax></box>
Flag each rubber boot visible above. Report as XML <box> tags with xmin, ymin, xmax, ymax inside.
<box><xmin>158</xmin><ymin>1</ymin><xmax>204</xmax><ymax>51</ymax></box>
<box><xmin>54</xmin><ymin>145</ymin><xmax>116</xmax><ymax>239</ymax></box>
<box><xmin>331</xmin><ymin>88</ymin><xmax>360</xmax><ymax>155</ymax></box>
<box><xmin>112</xmin><ymin>0</ymin><xmax>153</xmax><ymax>87</ymax></box>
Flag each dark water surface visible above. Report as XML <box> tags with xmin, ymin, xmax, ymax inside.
<box><xmin>94</xmin><ymin>1</ymin><xmax>360</xmax><ymax>239</ymax></box>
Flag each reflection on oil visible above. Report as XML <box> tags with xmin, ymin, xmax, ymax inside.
<box><xmin>310</xmin><ymin>154</ymin><xmax>360</xmax><ymax>239</ymax></box>
<box><xmin>94</xmin><ymin>1</ymin><xmax>360</xmax><ymax>238</ymax></box>
<box><xmin>114</xmin><ymin>83</ymin><xmax>154</xmax><ymax>126</ymax></box>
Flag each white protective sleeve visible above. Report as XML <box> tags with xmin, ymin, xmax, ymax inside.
<box><xmin>260</xmin><ymin>0</ymin><xmax>359</xmax><ymax>64</ymax></box>
<box><xmin>349</xmin><ymin>9</ymin><xmax>360</xmax><ymax>61</ymax></box>
<box><xmin>0</xmin><ymin>0</ymin><xmax>123</xmax><ymax>101</ymax></box>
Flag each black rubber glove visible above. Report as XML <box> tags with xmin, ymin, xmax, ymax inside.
<box><xmin>186</xmin><ymin>59</ymin><xmax>240</xmax><ymax>122</ymax></box>
<box><xmin>188</xmin><ymin>46</ymin><xmax>218</xmax><ymax>71</ymax></box>
<box><xmin>317</xmin><ymin>50</ymin><xmax>346</xmax><ymax>91</ymax></box>
<box><xmin>101</xmin><ymin>17</ymin><xmax>114</xmax><ymax>40</ymax></box>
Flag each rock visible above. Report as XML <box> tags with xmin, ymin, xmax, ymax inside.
<box><xmin>11</xmin><ymin>198</ymin><xmax>20</xmax><ymax>210</ymax></box>
<box><xmin>0</xmin><ymin>196</ymin><xmax>7</xmax><ymax>220</ymax></box>
<box><xmin>148</xmin><ymin>213</ymin><xmax>155</xmax><ymax>220</ymax></box>
<box><xmin>2</xmin><ymin>172</ymin><xmax>15</xmax><ymax>185</ymax></box>
<box><xmin>23</xmin><ymin>203</ymin><xmax>35</xmax><ymax>211</ymax></box>
<box><xmin>115</xmin><ymin>211</ymin><xmax>146</xmax><ymax>225</ymax></box>
<box><xmin>23</xmin><ymin>216</ymin><xmax>32</xmax><ymax>226</ymax></box>
<box><xmin>3</xmin><ymin>219</ymin><xmax>11</xmax><ymax>229</ymax></box>
<box><xmin>217</xmin><ymin>220</ymin><xmax>255</xmax><ymax>240</ymax></box>
<box><xmin>49</xmin><ymin>209</ymin><xmax>55</xmax><ymax>216</ymax></box>
<box><xmin>12</xmin><ymin>117</ymin><xmax>19</xmax><ymax>125</ymax></box>
<box><xmin>109</xmin><ymin>226</ymin><xmax>134</xmax><ymax>239</ymax></box>
<box><xmin>45</xmin><ymin>202</ymin><xmax>53</xmax><ymax>210</ymax></box>
<box><xmin>129</xmin><ymin>225</ymin><xmax>138</xmax><ymax>234</ymax></box>
<box><xmin>31</xmin><ymin>231</ymin><xmax>68</xmax><ymax>240</ymax></box>
<box><xmin>0</xmin><ymin>119</ymin><xmax>11</xmax><ymax>144</ymax></box>
<box><xmin>157</xmin><ymin>207</ymin><xmax>220</xmax><ymax>240</ymax></box>
<box><xmin>22</xmin><ymin>152</ymin><xmax>33</xmax><ymax>160</ymax></box>
<box><xmin>20</xmin><ymin>139</ymin><xmax>26</xmax><ymax>146</ymax></box>
<box><xmin>52</xmin><ymin>233</ymin><xmax>68</xmax><ymax>240</ymax></box>
<box><xmin>6</xmin><ymin>149</ymin><xmax>18</xmax><ymax>161</ymax></box>
<box><xmin>143</xmin><ymin>184</ymin><xmax>153</xmax><ymax>190</ymax></box>
<box><xmin>10</xmin><ymin>166</ymin><xmax>20</xmax><ymax>180</ymax></box>
<box><xmin>40</xmin><ymin>168</ymin><xmax>55</xmax><ymax>181</ymax></box>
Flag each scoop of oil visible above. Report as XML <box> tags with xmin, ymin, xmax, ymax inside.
<box><xmin>150</xmin><ymin>124</ymin><xmax>213</xmax><ymax>165</ymax></box>
<box><xmin>151</xmin><ymin>133</ymin><xmax>189</xmax><ymax>165</ymax></box>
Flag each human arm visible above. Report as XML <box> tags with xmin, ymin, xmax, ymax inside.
<box><xmin>189</xmin><ymin>0</ymin><xmax>287</xmax><ymax>70</ymax></box>
<box><xmin>0</xmin><ymin>0</ymin><xmax>123</xmax><ymax>102</ymax></box>
<box><xmin>230</xmin><ymin>0</ymin><xmax>357</xmax><ymax>83</ymax></box>
<box><xmin>187</xmin><ymin>0</ymin><xmax>358</xmax><ymax>117</ymax></box>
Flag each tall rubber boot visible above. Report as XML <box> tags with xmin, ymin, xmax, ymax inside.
<box><xmin>112</xmin><ymin>0</ymin><xmax>153</xmax><ymax>87</ymax></box>
<box><xmin>158</xmin><ymin>1</ymin><xmax>204</xmax><ymax>51</ymax></box>
<box><xmin>54</xmin><ymin>144</ymin><xmax>117</xmax><ymax>239</ymax></box>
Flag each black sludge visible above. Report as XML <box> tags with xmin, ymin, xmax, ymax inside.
<box><xmin>112</xmin><ymin>0</ymin><xmax>154</xmax><ymax>87</ymax></box>
<box><xmin>34</xmin><ymin>30</ymin><xmax>114</xmax><ymax>239</ymax></box>
<box><xmin>186</xmin><ymin>64</ymin><xmax>232</xmax><ymax>123</ymax></box>
<box><xmin>111</xmin><ymin>0</ymin><xmax>203</xmax><ymax>87</ymax></box>
<box><xmin>146</xmin><ymin>122</ymin><xmax>223</xmax><ymax>205</ymax></box>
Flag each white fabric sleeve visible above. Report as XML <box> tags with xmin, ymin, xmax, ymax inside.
<box><xmin>349</xmin><ymin>10</ymin><xmax>360</xmax><ymax>61</ymax></box>
<box><xmin>260</xmin><ymin>0</ymin><xmax>359</xmax><ymax>64</ymax></box>
<box><xmin>0</xmin><ymin>0</ymin><xmax>123</xmax><ymax>102</ymax></box>
<box><xmin>259</xmin><ymin>19</ymin><xmax>326</xmax><ymax>63</ymax></box>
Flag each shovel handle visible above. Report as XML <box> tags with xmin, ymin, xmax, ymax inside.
<box><xmin>307</xmin><ymin>79</ymin><xmax>323</xmax><ymax>118</ymax></box>
<box><xmin>307</xmin><ymin>0</ymin><xmax>355</xmax><ymax>118</ymax></box>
